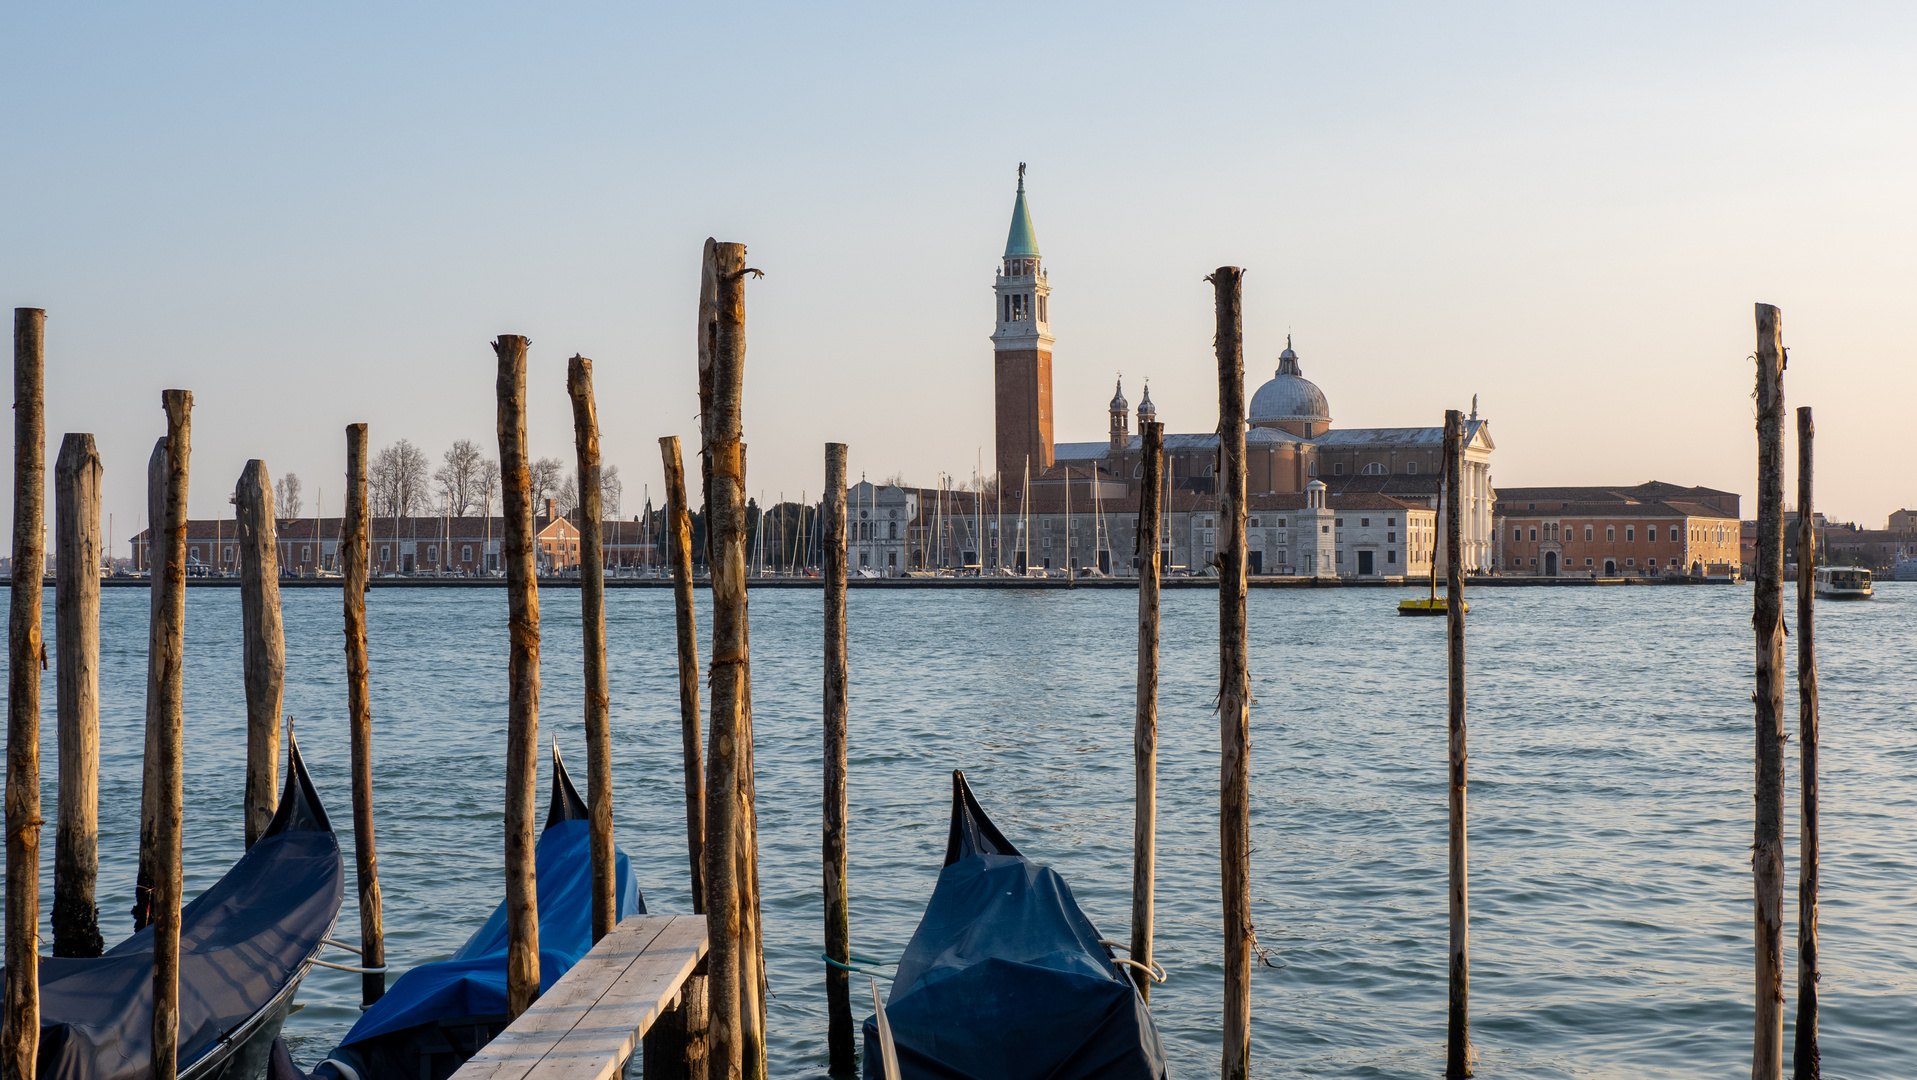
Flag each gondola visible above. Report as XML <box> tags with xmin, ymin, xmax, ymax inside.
<box><xmin>29</xmin><ymin>732</ymin><xmax>344</xmax><ymax>1080</ymax></box>
<box><xmin>862</xmin><ymin>771</ymin><xmax>1168</xmax><ymax>1080</ymax></box>
<box><xmin>283</xmin><ymin>744</ymin><xmax>643</xmax><ymax>1080</ymax></box>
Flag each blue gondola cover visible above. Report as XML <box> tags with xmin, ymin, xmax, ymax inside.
<box><xmin>862</xmin><ymin>772</ymin><xmax>1167</xmax><ymax>1079</ymax></box>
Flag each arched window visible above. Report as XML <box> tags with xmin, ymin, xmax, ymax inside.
<box><xmin>1362</xmin><ymin>462</ymin><xmax>1386</xmax><ymax>476</ymax></box>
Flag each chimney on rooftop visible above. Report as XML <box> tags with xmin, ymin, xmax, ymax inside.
<box><xmin>545</xmin><ymin>497</ymin><xmax>556</xmax><ymax>522</ymax></box>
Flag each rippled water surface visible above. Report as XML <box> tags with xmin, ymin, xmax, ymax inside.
<box><xmin>3</xmin><ymin>582</ymin><xmax>1913</xmax><ymax>1078</ymax></box>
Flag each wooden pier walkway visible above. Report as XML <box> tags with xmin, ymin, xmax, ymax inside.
<box><xmin>450</xmin><ymin>914</ymin><xmax>707</xmax><ymax>1080</ymax></box>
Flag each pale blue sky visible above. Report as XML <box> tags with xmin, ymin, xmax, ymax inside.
<box><xmin>5</xmin><ymin>2</ymin><xmax>1914</xmax><ymax>545</ymax></box>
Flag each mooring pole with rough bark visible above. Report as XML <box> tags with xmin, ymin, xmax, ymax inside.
<box><xmin>660</xmin><ymin>436</ymin><xmax>705</xmax><ymax>912</ymax></box>
<box><xmin>1209</xmin><ymin>267</ymin><xmax>1252</xmax><ymax>1080</ymax></box>
<box><xmin>343</xmin><ymin>425</ymin><xmax>385</xmax><ymax>1007</ymax></box>
<box><xmin>54</xmin><ymin>433</ymin><xmax>106</xmax><ymax>960</ymax></box>
<box><xmin>1130</xmin><ymin>419</ymin><xmax>1164</xmax><ymax>1001</ymax></box>
<box><xmin>1444</xmin><ymin>408</ymin><xmax>1474</xmax><ymax>1079</ymax></box>
<box><xmin>235</xmin><ymin>460</ymin><xmax>283</xmax><ymax>849</ymax></box>
<box><xmin>151</xmin><ymin>389</ymin><xmax>194</xmax><ymax>1080</ymax></box>
<box><xmin>567</xmin><ymin>355</ymin><xmax>617</xmax><ymax>944</ymax></box>
<box><xmin>822</xmin><ymin>442</ymin><xmax>853</xmax><ymax>1073</ymax></box>
<box><xmin>5</xmin><ymin>308</ymin><xmax>47</xmax><ymax>1076</ymax></box>
<box><xmin>1752</xmin><ymin>303</ymin><xmax>1787</xmax><ymax>1080</ymax></box>
<box><xmin>1793</xmin><ymin>405</ymin><xmax>1820</xmax><ymax>1080</ymax></box>
<box><xmin>699</xmin><ymin>237</ymin><xmax>762</xmax><ymax>1078</ymax></box>
<box><xmin>134</xmin><ymin>436</ymin><xmax>167</xmax><ymax>932</ymax></box>
<box><xmin>494</xmin><ymin>336</ymin><xmax>542</xmax><ymax>1020</ymax></box>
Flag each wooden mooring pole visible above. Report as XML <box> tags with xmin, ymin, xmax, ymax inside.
<box><xmin>1444</xmin><ymin>408</ymin><xmax>1474</xmax><ymax>1079</ymax></box>
<box><xmin>5</xmin><ymin>308</ymin><xmax>47</xmax><ymax>1076</ymax></box>
<box><xmin>822</xmin><ymin>443</ymin><xmax>853</xmax><ymax>1073</ymax></box>
<box><xmin>1130</xmin><ymin>419</ymin><xmax>1163</xmax><ymax>1000</ymax></box>
<box><xmin>1752</xmin><ymin>304</ymin><xmax>1787</xmax><ymax>1080</ymax></box>
<box><xmin>699</xmin><ymin>237</ymin><xmax>763</xmax><ymax>1078</ymax></box>
<box><xmin>1210</xmin><ymin>266</ymin><xmax>1252</xmax><ymax>1080</ymax></box>
<box><xmin>235</xmin><ymin>460</ymin><xmax>283</xmax><ymax>848</ymax></box>
<box><xmin>151</xmin><ymin>389</ymin><xmax>194</xmax><ymax>1080</ymax></box>
<box><xmin>494</xmin><ymin>336</ymin><xmax>542</xmax><ymax>1020</ymax></box>
<box><xmin>1793</xmin><ymin>406</ymin><xmax>1820</xmax><ymax>1080</ymax></box>
<box><xmin>660</xmin><ymin>436</ymin><xmax>705</xmax><ymax>912</ymax></box>
<box><xmin>53</xmin><ymin>433</ymin><xmax>106</xmax><ymax>960</ymax></box>
<box><xmin>134</xmin><ymin>436</ymin><xmax>166</xmax><ymax>931</ymax></box>
<box><xmin>567</xmin><ymin>355</ymin><xmax>617</xmax><ymax>944</ymax></box>
<box><xmin>343</xmin><ymin>425</ymin><xmax>385</xmax><ymax>1006</ymax></box>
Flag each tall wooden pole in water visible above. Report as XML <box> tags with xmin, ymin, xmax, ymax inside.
<box><xmin>700</xmin><ymin>238</ymin><xmax>763</xmax><ymax>1077</ymax></box>
<box><xmin>1751</xmin><ymin>303</ymin><xmax>1787</xmax><ymax>1080</ymax></box>
<box><xmin>54</xmin><ymin>433</ymin><xmax>106</xmax><ymax>960</ymax></box>
<box><xmin>567</xmin><ymin>356</ymin><xmax>617</xmax><ymax>944</ymax></box>
<box><xmin>1443</xmin><ymin>408</ymin><xmax>1474</xmax><ymax>1079</ymax></box>
<box><xmin>1130</xmin><ymin>419</ymin><xmax>1164</xmax><ymax>1000</ymax></box>
<box><xmin>151</xmin><ymin>389</ymin><xmax>193</xmax><ymax>1080</ymax></box>
<box><xmin>1209</xmin><ymin>267</ymin><xmax>1252</xmax><ymax>1080</ymax></box>
<box><xmin>1793</xmin><ymin>406</ymin><xmax>1820</xmax><ymax>1080</ymax></box>
<box><xmin>342</xmin><ymin>425</ymin><xmax>385</xmax><ymax>1007</ymax></box>
<box><xmin>134</xmin><ymin>437</ymin><xmax>166</xmax><ymax>931</ymax></box>
<box><xmin>660</xmin><ymin>436</ymin><xmax>705</xmax><ymax>912</ymax></box>
<box><xmin>5</xmin><ymin>309</ymin><xmax>47</xmax><ymax>1076</ymax></box>
<box><xmin>822</xmin><ymin>443</ymin><xmax>853</xmax><ymax>1073</ymax></box>
<box><xmin>494</xmin><ymin>335</ymin><xmax>542</xmax><ymax>1020</ymax></box>
<box><xmin>235</xmin><ymin>460</ymin><xmax>283</xmax><ymax>848</ymax></box>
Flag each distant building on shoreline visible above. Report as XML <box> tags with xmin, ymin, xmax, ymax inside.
<box><xmin>1495</xmin><ymin>482</ymin><xmax>1740</xmax><ymax>577</ymax></box>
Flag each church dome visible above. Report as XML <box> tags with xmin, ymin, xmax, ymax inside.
<box><xmin>1109</xmin><ymin>378</ymin><xmax>1127</xmax><ymax>413</ymax></box>
<box><xmin>1137</xmin><ymin>383</ymin><xmax>1156</xmax><ymax>421</ymax></box>
<box><xmin>1248</xmin><ymin>336</ymin><xmax>1330</xmax><ymax>425</ymax></box>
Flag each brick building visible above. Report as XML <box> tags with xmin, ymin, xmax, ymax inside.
<box><xmin>1494</xmin><ymin>482</ymin><xmax>1741</xmax><ymax>577</ymax></box>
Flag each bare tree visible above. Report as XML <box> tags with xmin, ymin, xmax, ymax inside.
<box><xmin>436</xmin><ymin>439</ymin><xmax>485</xmax><ymax>517</ymax></box>
<box><xmin>476</xmin><ymin>458</ymin><xmax>501</xmax><ymax>518</ymax></box>
<box><xmin>556</xmin><ymin>475</ymin><xmax>579</xmax><ymax>520</ymax></box>
<box><xmin>275</xmin><ymin>472</ymin><xmax>304</xmax><ymax>519</ymax></box>
<box><xmin>881</xmin><ymin>471</ymin><xmax>909</xmax><ymax>488</ymax></box>
<box><xmin>371</xmin><ymin>440</ymin><xmax>432</xmax><ymax>519</ymax></box>
<box><xmin>530</xmin><ymin>456</ymin><xmax>565</xmax><ymax>507</ymax></box>
<box><xmin>599</xmin><ymin>463</ymin><xmax>622</xmax><ymax>520</ymax></box>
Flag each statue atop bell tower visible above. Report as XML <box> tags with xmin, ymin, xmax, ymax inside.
<box><xmin>992</xmin><ymin>163</ymin><xmax>1055</xmax><ymax>480</ymax></box>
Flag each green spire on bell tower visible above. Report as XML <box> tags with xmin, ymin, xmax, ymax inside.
<box><xmin>1004</xmin><ymin>162</ymin><xmax>1040</xmax><ymax>258</ymax></box>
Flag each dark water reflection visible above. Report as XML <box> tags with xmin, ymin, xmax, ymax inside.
<box><xmin>3</xmin><ymin>582</ymin><xmax>1912</xmax><ymax>1078</ymax></box>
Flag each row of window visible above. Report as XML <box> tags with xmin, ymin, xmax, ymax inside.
<box><xmin>1001</xmin><ymin>292</ymin><xmax>1048</xmax><ymax>323</ymax></box>
<box><xmin>1516</xmin><ymin>524</ymin><xmax>1691</xmax><ymax>544</ymax></box>
<box><xmin>1515</xmin><ymin>556</ymin><xmax>1680</xmax><ymax>569</ymax></box>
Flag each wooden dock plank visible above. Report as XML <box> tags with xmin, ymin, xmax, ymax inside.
<box><xmin>450</xmin><ymin>914</ymin><xmax>707</xmax><ymax>1080</ymax></box>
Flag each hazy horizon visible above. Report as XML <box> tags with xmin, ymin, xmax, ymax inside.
<box><xmin>5</xmin><ymin>3</ymin><xmax>1914</xmax><ymax>552</ymax></box>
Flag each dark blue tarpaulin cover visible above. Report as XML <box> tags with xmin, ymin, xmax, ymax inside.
<box><xmin>862</xmin><ymin>772</ymin><xmax>1167</xmax><ymax>1080</ymax></box>
<box><xmin>330</xmin><ymin>818</ymin><xmax>642</xmax><ymax>1052</ymax></box>
<box><xmin>27</xmin><ymin>739</ymin><xmax>343</xmax><ymax>1080</ymax></box>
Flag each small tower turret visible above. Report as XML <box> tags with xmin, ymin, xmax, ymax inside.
<box><xmin>1137</xmin><ymin>381</ymin><xmax>1156</xmax><ymax>423</ymax></box>
<box><xmin>1109</xmin><ymin>376</ymin><xmax>1129</xmax><ymax>452</ymax></box>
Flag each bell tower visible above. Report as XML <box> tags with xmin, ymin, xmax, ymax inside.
<box><xmin>992</xmin><ymin>163</ymin><xmax>1054</xmax><ymax>480</ymax></box>
<box><xmin>1109</xmin><ymin>377</ymin><xmax>1129</xmax><ymax>453</ymax></box>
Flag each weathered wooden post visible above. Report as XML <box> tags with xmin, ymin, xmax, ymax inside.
<box><xmin>659</xmin><ymin>436</ymin><xmax>705</xmax><ymax>911</ymax></box>
<box><xmin>1210</xmin><ymin>267</ymin><xmax>1252</xmax><ymax>1080</ymax></box>
<box><xmin>343</xmin><ymin>425</ymin><xmax>385</xmax><ymax>1006</ymax></box>
<box><xmin>1130</xmin><ymin>419</ymin><xmax>1164</xmax><ymax>1000</ymax></box>
<box><xmin>5</xmin><ymin>308</ymin><xmax>47</xmax><ymax>1075</ymax></box>
<box><xmin>151</xmin><ymin>388</ymin><xmax>194</xmax><ymax>1080</ymax></box>
<box><xmin>1443</xmin><ymin>408</ymin><xmax>1474</xmax><ymax>1079</ymax></box>
<box><xmin>1752</xmin><ymin>304</ymin><xmax>1787</xmax><ymax>1080</ymax></box>
<box><xmin>494</xmin><ymin>336</ymin><xmax>542</xmax><ymax>1020</ymax></box>
<box><xmin>54</xmin><ymin>433</ymin><xmax>106</xmax><ymax>960</ymax></box>
<box><xmin>699</xmin><ymin>237</ymin><xmax>762</xmax><ymax>1077</ymax></box>
<box><xmin>235</xmin><ymin>460</ymin><xmax>283</xmax><ymax>848</ymax></box>
<box><xmin>134</xmin><ymin>436</ymin><xmax>167</xmax><ymax>932</ymax></box>
<box><xmin>1793</xmin><ymin>405</ymin><xmax>1820</xmax><ymax>1080</ymax></box>
<box><xmin>822</xmin><ymin>443</ymin><xmax>853</xmax><ymax>1072</ymax></box>
<box><xmin>567</xmin><ymin>356</ymin><xmax>617</xmax><ymax>944</ymax></box>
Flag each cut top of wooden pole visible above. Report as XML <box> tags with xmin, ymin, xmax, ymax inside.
<box><xmin>566</xmin><ymin>354</ymin><xmax>616</xmax><ymax>945</ymax></box>
<box><xmin>7</xmin><ymin>307</ymin><xmax>47</xmax><ymax>1079</ymax></box>
<box><xmin>494</xmin><ymin>335</ymin><xmax>542</xmax><ymax>1020</ymax></box>
<box><xmin>54</xmin><ymin>432</ymin><xmax>106</xmax><ymax>960</ymax></box>
<box><xmin>235</xmin><ymin>460</ymin><xmax>284</xmax><ymax>849</ymax></box>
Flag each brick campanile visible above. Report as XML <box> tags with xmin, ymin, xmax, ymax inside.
<box><xmin>992</xmin><ymin>163</ymin><xmax>1054</xmax><ymax>482</ymax></box>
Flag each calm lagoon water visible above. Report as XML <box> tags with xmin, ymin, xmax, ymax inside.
<box><xmin>2</xmin><ymin>582</ymin><xmax>1913</xmax><ymax>1078</ymax></box>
